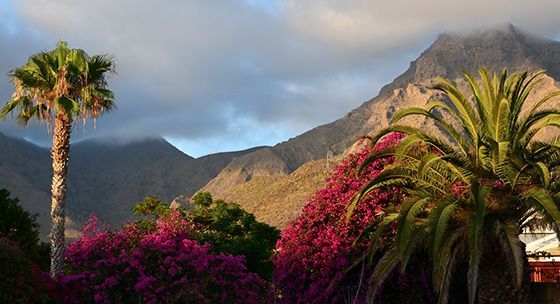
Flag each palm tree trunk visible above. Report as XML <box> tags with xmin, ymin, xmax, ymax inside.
<box><xmin>477</xmin><ymin>242</ymin><xmax>531</xmax><ymax>303</ymax></box>
<box><xmin>49</xmin><ymin>114</ymin><xmax>71</xmax><ymax>277</ymax></box>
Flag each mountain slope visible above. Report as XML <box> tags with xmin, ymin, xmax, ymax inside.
<box><xmin>66</xmin><ymin>138</ymin><xmax>264</xmax><ymax>226</ymax></box>
<box><xmin>214</xmin><ymin>159</ymin><xmax>333</xmax><ymax>228</ymax></box>
<box><xmin>0</xmin><ymin>133</ymin><xmax>53</xmax><ymax>234</ymax></box>
<box><xmin>203</xmin><ymin>24</ymin><xmax>560</xmax><ymax>227</ymax></box>
<box><xmin>0</xmin><ymin>134</ymin><xmax>260</xmax><ymax>238</ymax></box>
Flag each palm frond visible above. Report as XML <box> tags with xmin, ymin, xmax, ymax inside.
<box><xmin>1</xmin><ymin>40</ymin><xmax>117</xmax><ymax>124</ymax></box>
<box><xmin>391</xmin><ymin>106</ymin><xmax>469</xmax><ymax>154</ymax></box>
<box><xmin>396</xmin><ymin>197</ymin><xmax>430</xmax><ymax>255</ymax></box>
<box><xmin>367</xmin><ymin>245</ymin><xmax>402</xmax><ymax>302</ymax></box>
<box><xmin>435</xmin><ymin>231</ymin><xmax>463</xmax><ymax>304</ymax></box>
<box><xmin>431</xmin><ymin>77</ymin><xmax>479</xmax><ymax>141</ymax></box>
<box><xmin>430</xmin><ymin>201</ymin><xmax>458</xmax><ymax>257</ymax></box>
<box><xmin>523</xmin><ymin>187</ymin><xmax>560</xmax><ymax>222</ymax></box>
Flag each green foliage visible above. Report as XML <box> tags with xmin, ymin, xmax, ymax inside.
<box><xmin>132</xmin><ymin>195</ymin><xmax>170</xmax><ymax>217</ymax></box>
<box><xmin>193</xmin><ymin>192</ymin><xmax>213</xmax><ymax>208</ymax></box>
<box><xmin>191</xmin><ymin>192</ymin><xmax>280</xmax><ymax>280</ymax></box>
<box><xmin>1</xmin><ymin>41</ymin><xmax>117</xmax><ymax>124</ymax></box>
<box><xmin>132</xmin><ymin>195</ymin><xmax>175</xmax><ymax>231</ymax></box>
<box><xmin>355</xmin><ymin>68</ymin><xmax>560</xmax><ymax>303</ymax></box>
<box><xmin>0</xmin><ymin>188</ymin><xmax>50</xmax><ymax>270</ymax></box>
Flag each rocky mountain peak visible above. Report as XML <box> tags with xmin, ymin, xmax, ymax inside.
<box><xmin>203</xmin><ymin>25</ymin><xmax>560</xmax><ymax>200</ymax></box>
<box><xmin>381</xmin><ymin>24</ymin><xmax>560</xmax><ymax>96</ymax></box>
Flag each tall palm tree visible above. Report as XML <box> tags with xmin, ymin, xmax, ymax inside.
<box><xmin>1</xmin><ymin>41</ymin><xmax>116</xmax><ymax>276</ymax></box>
<box><xmin>351</xmin><ymin>68</ymin><xmax>560</xmax><ymax>303</ymax></box>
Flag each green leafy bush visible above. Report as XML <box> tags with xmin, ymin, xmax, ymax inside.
<box><xmin>191</xmin><ymin>192</ymin><xmax>280</xmax><ymax>280</ymax></box>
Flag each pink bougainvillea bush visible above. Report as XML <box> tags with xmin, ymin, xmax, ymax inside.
<box><xmin>61</xmin><ymin>211</ymin><xmax>272</xmax><ymax>304</ymax></box>
<box><xmin>274</xmin><ymin>133</ymin><xmax>435</xmax><ymax>304</ymax></box>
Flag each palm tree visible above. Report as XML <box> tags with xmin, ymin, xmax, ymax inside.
<box><xmin>351</xmin><ymin>68</ymin><xmax>560</xmax><ymax>303</ymax></box>
<box><xmin>1</xmin><ymin>41</ymin><xmax>116</xmax><ymax>276</ymax></box>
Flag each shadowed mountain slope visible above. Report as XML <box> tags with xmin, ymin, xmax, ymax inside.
<box><xmin>0</xmin><ymin>133</ymin><xmax>52</xmax><ymax>235</ymax></box>
<box><xmin>0</xmin><ymin>133</ymin><xmax>261</xmax><ymax>238</ymax></box>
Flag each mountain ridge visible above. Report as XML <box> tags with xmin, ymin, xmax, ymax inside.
<box><xmin>3</xmin><ymin>24</ymin><xmax>560</xmax><ymax>234</ymax></box>
<box><xmin>0</xmin><ymin>132</ymin><xmax>262</xmax><ymax>238</ymax></box>
<box><xmin>383</xmin><ymin>24</ymin><xmax>560</xmax><ymax>96</ymax></box>
<box><xmin>205</xmin><ymin>24</ymin><xmax>560</xmax><ymax>196</ymax></box>
<box><xmin>201</xmin><ymin>24</ymin><xmax>560</xmax><ymax>227</ymax></box>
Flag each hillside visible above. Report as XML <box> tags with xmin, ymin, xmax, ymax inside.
<box><xmin>214</xmin><ymin>159</ymin><xmax>334</xmax><ymax>228</ymax></box>
<box><xmin>202</xmin><ymin>24</ymin><xmax>560</xmax><ymax>227</ymax></box>
<box><xmin>0</xmin><ymin>133</ymin><xmax>54</xmax><ymax>235</ymax></box>
<box><xmin>0</xmin><ymin>134</ymin><xmax>261</xmax><ymax>238</ymax></box>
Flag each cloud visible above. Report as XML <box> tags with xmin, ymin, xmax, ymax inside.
<box><xmin>283</xmin><ymin>0</ymin><xmax>560</xmax><ymax>49</ymax></box>
<box><xmin>1</xmin><ymin>0</ymin><xmax>560</xmax><ymax>156</ymax></box>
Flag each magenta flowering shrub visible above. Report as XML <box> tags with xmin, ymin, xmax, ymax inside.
<box><xmin>274</xmin><ymin>133</ymin><xmax>436</xmax><ymax>304</ymax></box>
<box><xmin>62</xmin><ymin>212</ymin><xmax>272</xmax><ymax>304</ymax></box>
<box><xmin>274</xmin><ymin>133</ymin><xmax>435</xmax><ymax>303</ymax></box>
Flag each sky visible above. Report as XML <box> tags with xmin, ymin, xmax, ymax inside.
<box><xmin>1</xmin><ymin>0</ymin><xmax>560</xmax><ymax>157</ymax></box>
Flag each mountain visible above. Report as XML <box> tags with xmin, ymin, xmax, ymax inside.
<box><xmin>4</xmin><ymin>24</ymin><xmax>560</xmax><ymax>234</ymax></box>
<box><xmin>383</xmin><ymin>24</ymin><xmax>560</xmax><ymax>96</ymax></box>
<box><xmin>66</xmin><ymin>138</ymin><xmax>264</xmax><ymax>227</ymax></box>
<box><xmin>0</xmin><ymin>133</ymin><xmax>260</xmax><ymax>238</ymax></box>
<box><xmin>202</xmin><ymin>24</ymin><xmax>560</xmax><ymax>227</ymax></box>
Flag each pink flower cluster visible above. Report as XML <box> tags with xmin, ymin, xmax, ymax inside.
<box><xmin>273</xmin><ymin>133</ymin><xmax>405</xmax><ymax>303</ymax></box>
<box><xmin>61</xmin><ymin>212</ymin><xmax>272</xmax><ymax>303</ymax></box>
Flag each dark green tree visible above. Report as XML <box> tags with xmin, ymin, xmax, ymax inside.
<box><xmin>191</xmin><ymin>192</ymin><xmax>280</xmax><ymax>280</ymax></box>
<box><xmin>132</xmin><ymin>195</ymin><xmax>175</xmax><ymax>231</ymax></box>
<box><xmin>0</xmin><ymin>188</ymin><xmax>49</xmax><ymax>269</ymax></box>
